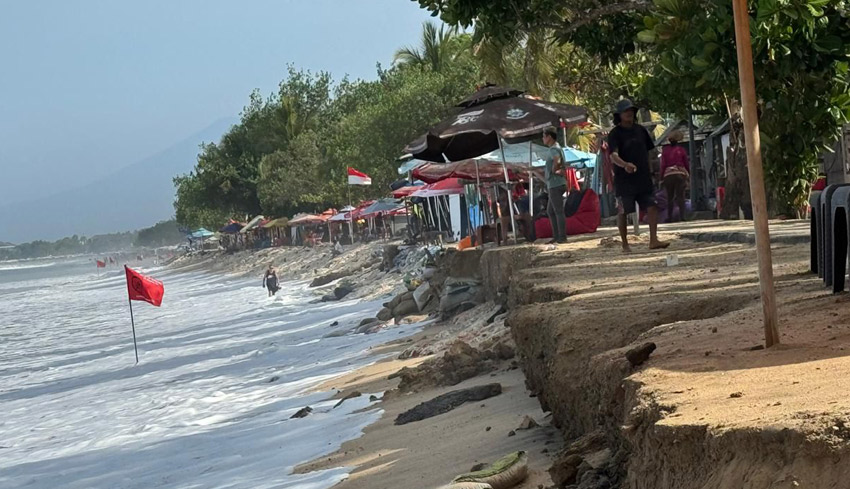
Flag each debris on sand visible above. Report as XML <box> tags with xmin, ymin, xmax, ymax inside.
<box><xmin>517</xmin><ymin>415</ymin><xmax>539</xmax><ymax>431</ymax></box>
<box><xmin>333</xmin><ymin>391</ymin><xmax>362</xmax><ymax>408</ymax></box>
<box><xmin>394</xmin><ymin>383</ymin><xmax>502</xmax><ymax>425</ymax></box>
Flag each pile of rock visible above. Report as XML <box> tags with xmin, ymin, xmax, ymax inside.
<box><xmin>548</xmin><ymin>430</ymin><xmax>619</xmax><ymax>489</ymax></box>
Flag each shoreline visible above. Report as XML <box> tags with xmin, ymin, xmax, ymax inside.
<box><xmin>294</xmin><ymin>308</ymin><xmax>558</xmax><ymax>489</ymax></box>
<box><xmin>166</xmin><ymin>219</ymin><xmax>850</xmax><ymax>489</ymax></box>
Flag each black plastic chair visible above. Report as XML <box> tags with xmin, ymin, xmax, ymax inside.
<box><xmin>831</xmin><ymin>186</ymin><xmax>850</xmax><ymax>293</ymax></box>
<box><xmin>811</xmin><ymin>191</ymin><xmax>821</xmax><ymax>274</ymax></box>
<box><xmin>821</xmin><ymin>184</ymin><xmax>850</xmax><ymax>287</ymax></box>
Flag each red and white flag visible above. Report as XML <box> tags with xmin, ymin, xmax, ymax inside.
<box><xmin>125</xmin><ymin>265</ymin><xmax>164</xmax><ymax>307</ymax></box>
<box><xmin>347</xmin><ymin>167</ymin><xmax>372</xmax><ymax>185</ymax></box>
<box><xmin>96</xmin><ymin>259</ymin><xmax>106</xmax><ymax>268</ymax></box>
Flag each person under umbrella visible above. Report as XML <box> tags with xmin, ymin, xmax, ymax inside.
<box><xmin>607</xmin><ymin>99</ymin><xmax>669</xmax><ymax>252</ymax></box>
<box><xmin>405</xmin><ymin>85</ymin><xmax>586</xmax><ymax>243</ymax></box>
<box><xmin>543</xmin><ymin>127</ymin><xmax>567</xmax><ymax>243</ymax></box>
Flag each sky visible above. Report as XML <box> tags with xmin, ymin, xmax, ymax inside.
<box><xmin>0</xmin><ymin>0</ymin><xmax>435</xmax><ymax>208</ymax></box>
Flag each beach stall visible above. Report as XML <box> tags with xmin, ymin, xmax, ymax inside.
<box><xmin>359</xmin><ymin>198</ymin><xmax>406</xmax><ymax>240</ymax></box>
<box><xmin>218</xmin><ymin>221</ymin><xmax>245</xmax><ymax>250</ymax></box>
<box><xmin>261</xmin><ymin>217</ymin><xmax>289</xmax><ymax>246</ymax></box>
<box><xmin>287</xmin><ymin>213</ymin><xmax>326</xmax><ymax>246</ymax></box>
<box><xmin>187</xmin><ymin>228</ymin><xmax>215</xmax><ymax>250</ymax></box>
<box><xmin>240</xmin><ymin>215</ymin><xmax>265</xmax><ymax>248</ymax></box>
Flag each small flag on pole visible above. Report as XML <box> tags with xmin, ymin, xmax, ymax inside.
<box><xmin>347</xmin><ymin>167</ymin><xmax>372</xmax><ymax>185</ymax></box>
<box><xmin>96</xmin><ymin>259</ymin><xmax>106</xmax><ymax>268</ymax></box>
<box><xmin>124</xmin><ymin>265</ymin><xmax>164</xmax><ymax>363</ymax></box>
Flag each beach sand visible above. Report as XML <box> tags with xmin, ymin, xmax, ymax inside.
<box><xmin>296</xmin><ymin>328</ymin><xmax>558</xmax><ymax>489</ymax></box>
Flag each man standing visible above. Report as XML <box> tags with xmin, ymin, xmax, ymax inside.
<box><xmin>543</xmin><ymin>127</ymin><xmax>567</xmax><ymax>243</ymax></box>
<box><xmin>608</xmin><ymin>99</ymin><xmax>669</xmax><ymax>252</ymax></box>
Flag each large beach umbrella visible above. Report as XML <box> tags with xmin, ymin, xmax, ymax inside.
<box><xmin>404</xmin><ymin>87</ymin><xmax>587</xmax><ymax>242</ymax></box>
<box><xmin>404</xmin><ymin>93</ymin><xmax>587</xmax><ymax>162</ymax></box>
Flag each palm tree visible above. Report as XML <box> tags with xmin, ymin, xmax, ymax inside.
<box><xmin>393</xmin><ymin>21</ymin><xmax>459</xmax><ymax>72</ymax></box>
<box><xmin>473</xmin><ymin>28</ymin><xmax>557</xmax><ymax>98</ymax></box>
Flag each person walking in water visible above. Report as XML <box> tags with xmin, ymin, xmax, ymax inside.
<box><xmin>660</xmin><ymin>129</ymin><xmax>690</xmax><ymax>222</ymax></box>
<box><xmin>543</xmin><ymin>127</ymin><xmax>567</xmax><ymax>244</ymax></box>
<box><xmin>263</xmin><ymin>264</ymin><xmax>280</xmax><ymax>297</ymax></box>
<box><xmin>607</xmin><ymin>99</ymin><xmax>669</xmax><ymax>252</ymax></box>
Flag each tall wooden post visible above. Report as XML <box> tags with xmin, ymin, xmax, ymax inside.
<box><xmin>732</xmin><ymin>0</ymin><xmax>780</xmax><ymax>347</ymax></box>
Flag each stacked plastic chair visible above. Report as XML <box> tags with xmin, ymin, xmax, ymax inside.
<box><xmin>821</xmin><ymin>184</ymin><xmax>850</xmax><ymax>292</ymax></box>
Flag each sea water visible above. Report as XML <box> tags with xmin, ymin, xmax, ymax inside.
<box><xmin>0</xmin><ymin>256</ymin><xmax>418</xmax><ymax>489</ymax></box>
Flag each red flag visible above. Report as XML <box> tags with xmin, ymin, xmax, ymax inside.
<box><xmin>96</xmin><ymin>260</ymin><xmax>106</xmax><ymax>268</ymax></box>
<box><xmin>125</xmin><ymin>265</ymin><xmax>164</xmax><ymax>307</ymax></box>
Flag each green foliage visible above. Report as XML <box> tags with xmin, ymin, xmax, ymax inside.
<box><xmin>135</xmin><ymin>220</ymin><xmax>184</xmax><ymax>248</ymax></box>
<box><xmin>394</xmin><ymin>21</ymin><xmax>462</xmax><ymax>72</ymax></box>
<box><xmin>0</xmin><ymin>232</ymin><xmax>136</xmax><ymax>260</ymax></box>
<box><xmin>174</xmin><ymin>25</ymin><xmax>481</xmax><ymax>227</ymax></box>
<box><xmin>637</xmin><ymin>0</ymin><xmax>850</xmax><ymax>210</ymax></box>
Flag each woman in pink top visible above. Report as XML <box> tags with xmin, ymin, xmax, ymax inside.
<box><xmin>660</xmin><ymin>130</ymin><xmax>690</xmax><ymax>222</ymax></box>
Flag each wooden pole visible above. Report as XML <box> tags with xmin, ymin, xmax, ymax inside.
<box><xmin>732</xmin><ymin>0</ymin><xmax>780</xmax><ymax>347</ymax></box>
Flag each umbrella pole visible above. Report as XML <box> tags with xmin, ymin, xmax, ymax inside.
<box><xmin>498</xmin><ymin>138</ymin><xmax>519</xmax><ymax>244</ymax></box>
<box><xmin>441</xmin><ymin>195</ymin><xmax>452</xmax><ymax>239</ymax></box>
<box><xmin>474</xmin><ymin>160</ymin><xmax>485</xmax><ymax>225</ymax></box>
<box><xmin>529</xmin><ymin>141</ymin><xmax>535</xmax><ymax>219</ymax></box>
<box><xmin>429</xmin><ymin>197</ymin><xmax>439</xmax><ymax>232</ymax></box>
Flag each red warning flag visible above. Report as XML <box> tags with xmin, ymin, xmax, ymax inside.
<box><xmin>96</xmin><ymin>260</ymin><xmax>106</xmax><ymax>268</ymax></box>
<box><xmin>124</xmin><ymin>265</ymin><xmax>164</xmax><ymax>307</ymax></box>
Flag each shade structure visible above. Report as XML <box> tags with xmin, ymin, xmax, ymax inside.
<box><xmin>261</xmin><ymin>217</ymin><xmax>289</xmax><ymax>228</ymax></box>
<box><xmin>392</xmin><ymin>183</ymin><xmax>425</xmax><ymax>198</ymax></box>
<box><xmin>219</xmin><ymin>222</ymin><xmax>244</xmax><ymax>234</ymax></box>
<box><xmin>189</xmin><ymin>228</ymin><xmax>215</xmax><ymax>239</ymax></box>
<box><xmin>414</xmin><ymin>159</ymin><xmax>540</xmax><ymax>184</ymax></box>
<box><xmin>328</xmin><ymin>212</ymin><xmax>351</xmax><ymax>222</ymax></box>
<box><xmin>359</xmin><ymin>198</ymin><xmax>405</xmax><ymax>218</ymax></box>
<box><xmin>240</xmin><ymin>215</ymin><xmax>265</xmax><ymax>233</ymax></box>
<box><xmin>398</xmin><ymin>158</ymin><xmax>426</xmax><ymax>175</ymax></box>
<box><xmin>288</xmin><ymin>213</ymin><xmax>323</xmax><ymax>226</ymax></box>
<box><xmin>411</xmin><ymin>178</ymin><xmax>465</xmax><ymax>197</ymax></box>
<box><xmin>456</xmin><ymin>84</ymin><xmax>523</xmax><ymax>108</ymax></box>
<box><xmin>405</xmin><ymin>95</ymin><xmax>587</xmax><ymax>162</ymax></box>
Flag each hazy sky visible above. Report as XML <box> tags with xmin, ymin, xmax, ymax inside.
<box><xmin>0</xmin><ymin>0</ymin><xmax>434</xmax><ymax>207</ymax></box>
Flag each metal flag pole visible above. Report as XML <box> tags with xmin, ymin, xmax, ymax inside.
<box><xmin>732</xmin><ymin>0</ymin><xmax>779</xmax><ymax>347</ymax></box>
<box><xmin>128</xmin><ymin>297</ymin><xmax>139</xmax><ymax>364</ymax></box>
<box><xmin>498</xmin><ymin>138</ymin><xmax>519</xmax><ymax>244</ymax></box>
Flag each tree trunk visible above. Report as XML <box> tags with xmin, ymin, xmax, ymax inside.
<box><xmin>720</xmin><ymin>104</ymin><xmax>752</xmax><ymax>219</ymax></box>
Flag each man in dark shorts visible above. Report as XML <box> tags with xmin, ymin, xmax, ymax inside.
<box><xmin>608</xmin><ymin>99</ymin><xmax>669</xmax><ymax>252</ymax></box>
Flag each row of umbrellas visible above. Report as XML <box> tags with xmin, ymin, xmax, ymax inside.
<box><xmin>402</xmin><ymin>84</ymin><xmax>588</xmax><ymax>241</ymax></box>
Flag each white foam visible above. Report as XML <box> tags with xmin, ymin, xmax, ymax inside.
<box><xmin>0</xmin><ymin>258</ymin><xmax>419</xmax><ymax>488</ymax></box>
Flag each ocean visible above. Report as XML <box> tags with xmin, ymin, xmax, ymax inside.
<box><xmin>0</xmin><ymin>256</ymin><xmax>417</xmax><ymax>489</ymax></box>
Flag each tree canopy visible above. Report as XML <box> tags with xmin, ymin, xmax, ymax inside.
<box><xmin>413</xmin><ymin>0</ymin><xmax>850</xmax><ymax>212</ymax></box>
<box><xmin>173</xmin><ymin>31</ymin><xmax>482</xmax><ymax>229</ymax></box>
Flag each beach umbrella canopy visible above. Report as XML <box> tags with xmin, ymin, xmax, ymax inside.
<box><xmin>240</xmin><ymin>215</ymin><xmax>265</xmax><ymax>233</ymax></box>
<box><xmin>413</xmin><ymin>159</ymin><xmax>538</xmax><ymax>184</ymax></box>
<box><xmin>404</xmin><ymin>92</ymin><xmax>587</xmax><ymax>162</ymax></box>
<box><xmin>189</xmin><ymin>228</ymin><xmax>215</xmax><ymax>239</ymax></box>
<box><xmin>411</xmin><ymin>178</ymin><xmax>465</xmax><ymax>197</ymax></box>
<box><xmin>219</xmin><ymin>222</ymin><xmax>244</xmax><ymax>234</ymax></box>
<box><xmin>456</xmin><ymin>84</ymin><xmax>523</xmax><ymax>108</ymax></box>
<box><xmin>359</xmin><ymin>198</ymin><xmax>404</xmax><ymax>218</ymax></box>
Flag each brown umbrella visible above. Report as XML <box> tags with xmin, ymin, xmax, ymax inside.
<box><xmin>405</xmin><ymin>94</ymin><xmax>586</xmax><ymax>162</ymax></box>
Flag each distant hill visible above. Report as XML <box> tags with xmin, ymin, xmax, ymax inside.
<box><xmin>0</xmin><ymin>118</ymin><xmax>235</xmax><ymax>243</ymax></box>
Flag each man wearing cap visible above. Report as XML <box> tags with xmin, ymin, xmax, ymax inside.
<box><xmin>608</xmin><ymin>99</ymin><xmax>669</xmax><ymax>252</ymax></box>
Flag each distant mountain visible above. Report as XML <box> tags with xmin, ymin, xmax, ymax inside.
<box><xmin>0</xmin><ymin>118</ymin><xmax>236</xmax><ymax>243</ymax></box>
